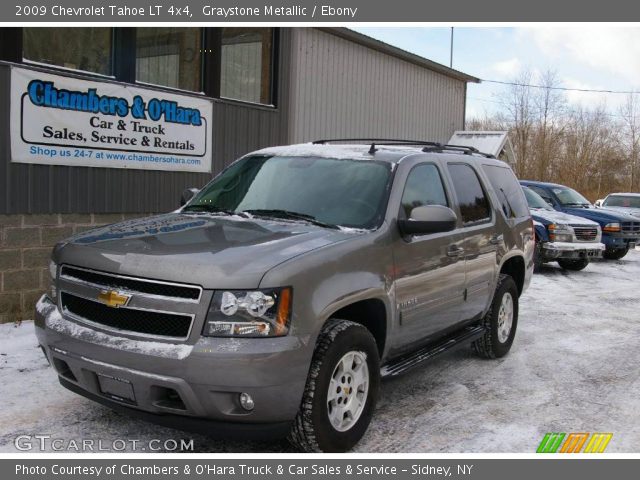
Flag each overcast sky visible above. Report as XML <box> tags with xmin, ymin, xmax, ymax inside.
<box><xmin>352</xmin><ymin>27</ymin><xmax>640</xmax><ymax>121</ymax></box>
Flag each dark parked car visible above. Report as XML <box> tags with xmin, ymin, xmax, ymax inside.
<box><xmin>521</xmin><ymin>181</ymin><xmax>640</xmax><ymax>260</ymax></box>
<box><xmin>522</xmin><ymin>186</ymin><xmax>604</xmax><ymax>271</ymax></box>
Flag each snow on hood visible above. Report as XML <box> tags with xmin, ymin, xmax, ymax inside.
<box><xmin>600</xmin><ymin>205</ymin><xmax>640</xmax><ymax>218</ymax></box>
<box><xmin>529</xmin><ymin>208</ymin><xmax>599</xmax><ymax>227</ymax></box>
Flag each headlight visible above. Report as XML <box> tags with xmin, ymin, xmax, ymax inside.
<box><xmin>548</xmin><ymin>224</ymin><xmax>573</xmax><ymax>242</ymax></box>
<box><xmin>48</xmin><ymin>260</ymin><xmax>58</xmax><ymax>301</ymax></box>
<box><xmin>203</xmin><ymin>288</ymin><xmax>292</xmax><ymax>337</ymax></box>
<box><xmin>603</xmin><ymin>222</ymin><xmax>621</xmax><ymax>232</ymax></box>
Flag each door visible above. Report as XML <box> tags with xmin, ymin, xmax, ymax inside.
<box><xmin>447</xmin><ymin>163</ymin><xmax>498</xmax><ymax>322</ymax></box>
<box><xmin>392</xmin><ymin>163</ymin><xmax>466</xmax><ymax>351</ymax></box>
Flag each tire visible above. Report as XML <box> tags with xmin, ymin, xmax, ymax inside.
<box><xmin>473</xmin><ymin>274</ymin><xmax>519</xmax><ymax>359</ymax></box>
<box><xmin>603</xmin><ymin>247</ymin><xmax>629</xmax><ymax>260</ymax></box>
<box><xmin>557</xmin><ymin>258</ymin><xmax>589</xmax><ymax>271</ymax></box>
<box><xmin>288</xmin><ymin>319</ymin><xmax>380</xmax><ymax>452</ymax></box>
<box><xmin>533</xmin><ymin>243</ymin><xmax>544</xmax><ymax>272</ymax></box>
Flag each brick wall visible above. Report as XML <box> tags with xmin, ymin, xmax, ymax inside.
<box><xmin>0</xmin><ymin>213</ymin><xmax>148</xmax><ymax>323</ymax></box>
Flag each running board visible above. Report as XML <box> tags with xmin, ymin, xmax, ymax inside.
<box><xmin>381</xmin><ymin>325</ymin><xmax>486</xmax><ymax>378</ymax></box>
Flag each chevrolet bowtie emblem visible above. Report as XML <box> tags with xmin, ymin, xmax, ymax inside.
<box><xmin>97</xmin><ymin>290</ymin><xmax>130</xmax><ymax>308</ymax></box>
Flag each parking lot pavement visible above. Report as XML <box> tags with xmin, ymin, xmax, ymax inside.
<box><xmin>1</xmin><ymin>250</ymin><xmax>639</xmax><ymax>453</ymax></box>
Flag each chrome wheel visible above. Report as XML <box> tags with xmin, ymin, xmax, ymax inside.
<box><xmin>497</xmin><ymin>292</ymin><xmax>514</xmax><ymax>343</ymax></box>
<box><xmin>327</xmin><ymin>351</ymin><xmax>369</xmax><ymax>432</ymax></box>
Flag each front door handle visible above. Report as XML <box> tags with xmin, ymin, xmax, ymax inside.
<box><xmin>447</xmin><ymin>245</ymin><xmax>465</xmax><ymax>257</ymax></box>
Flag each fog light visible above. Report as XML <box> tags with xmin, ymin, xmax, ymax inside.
<box><xmin>239</xmin><ymin>392</ymin><xmax>255</xmax><ymax>411</ymax></box>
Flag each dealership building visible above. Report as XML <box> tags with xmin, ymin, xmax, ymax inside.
<box><xmin>0</xmin><ymin>27</ymin><xmax>479</xmax><ymax>322</ymax></box>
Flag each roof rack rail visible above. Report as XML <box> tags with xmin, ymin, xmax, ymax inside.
<box><xmin>312</xmin><ymin>138</ymin><xmax>443</xmax><ymax>146</ymax></box>
<box><xmin>311</xmin><ymin>138</ymin><xmax>495</xmax><ymax>158</ymax></box>
<box><xmin>422</xmin><ymin>143</ymin><xmax>495</xmax><ymax>158</ymax></box>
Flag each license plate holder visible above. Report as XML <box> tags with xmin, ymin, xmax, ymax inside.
<box><xmin>97</xmin><ymin>373</ymin><xmax>136</xmax><ymax>404</ymax></box>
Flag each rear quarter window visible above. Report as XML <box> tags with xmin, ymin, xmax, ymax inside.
<box><xmin>482</xmin><ymin>164</ymin><xmax>530</xmax><ymax>218</ymax></box>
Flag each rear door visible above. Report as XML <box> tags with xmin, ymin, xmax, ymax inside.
<box><xmin>446</xmin><ymin>162</ymin><xmax>498</xmax><ymax>323</ymax></box>
<box><xmin>392</xmin><ymin>162</ymin><xmax>466</xmax><ymax>351</ymax></box>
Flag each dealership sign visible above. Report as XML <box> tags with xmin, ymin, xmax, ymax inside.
<box><xmin>10</xmin><ymin>67</ymin><xmax>213</xmax><ymax>172</ymax></box>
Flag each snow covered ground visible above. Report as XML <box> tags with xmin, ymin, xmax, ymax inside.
<box><xmin>1</xmin><ymin>251</ymin><xmax>639</xmax><ymax>453</ymax></box>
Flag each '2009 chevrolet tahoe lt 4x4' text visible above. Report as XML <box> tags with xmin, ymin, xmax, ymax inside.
<box><xmin>35</xmin><ymin>140</ymin><xmax>534</xmax><ymax>452</ymax></box>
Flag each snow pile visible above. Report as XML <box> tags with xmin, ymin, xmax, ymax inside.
<box><xmin>2</xmin><ymin>250</ymin><xmax>640</xmax><ymax>452</ymax></box>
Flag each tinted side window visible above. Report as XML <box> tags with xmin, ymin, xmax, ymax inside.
<box><xmin>481</xmin><ymin>165</ymin><xmax>529</xmax><ymax>218</ymax></box>
<box><xmin>447</xmin><ymin>164</ymin><xmax>491</xmax><ymax>224</ymax></box>
<box><xmin>400</xmin><ymin>164</ymin><xmax>448</xmax><ymax>218</ymax></box>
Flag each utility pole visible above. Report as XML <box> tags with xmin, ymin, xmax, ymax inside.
<box><xmin>450</xmin><ymin>27</ymin><xmax>454</xmax><ymax>68</ymax></box>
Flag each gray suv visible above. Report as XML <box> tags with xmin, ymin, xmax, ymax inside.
<box><xmin>35</xmin><ymin>140</ymin><xmax>534</xmax><ymax>452</ymax></box>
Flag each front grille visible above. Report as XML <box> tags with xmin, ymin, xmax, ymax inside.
<box><xmin>61</xmin><ymin>266</ymin><xmax>201</xmax><ymax>300</ymax></box>
<box><xmin>621</xmin><ymin>222</ymin><xmax>640</xmax><ymax>234</ymax></box>
<box><xmin>61</xmin><ymin>292</ymin><xmax>192</xmax><ymax>338</ymax></box>
<box><xmin>573</xmin><ymin>226</ymin><xmax>598</xmax><ymax>242</ymax></box>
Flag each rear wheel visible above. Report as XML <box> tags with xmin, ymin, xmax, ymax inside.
<box><xmin>473</xmin><ymin>274</ymin><xmax>519</xmax><ymax>359</ymax></box>
<box><xmin>557</xmin><ymin>258</ymin><xmax>589</xmax><ymax>271</ymax></box>
<box><xmin>288</xmin><ymin>319</ymin><xmax>380</xmax><ymax>452</ymax></box>
<box><xmin>603</xmin><ymin>247</ymin><xmax>629</xmax><ymax>260</ymax></box>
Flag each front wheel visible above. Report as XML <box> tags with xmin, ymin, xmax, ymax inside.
<box><xmin>288</xmin><ymin>319</ymin><xmax>380</xmax><ymax>452</ymax></box>
<box><xmin>473</xmin><ymin>274</ymin><xmax>519</xmax><ymax>359</ymax></box>
<box><xmin>557</xmin><ymin>258</ymin><xmax>589</xmax><ymax>271</ymax></box>
<box><xmin>603</xmin><ymin>247</ymin><xmax>629</xmax><ymax>260</ymax></box>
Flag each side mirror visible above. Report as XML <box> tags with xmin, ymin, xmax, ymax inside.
<box><xmin>180</xmin><ymin>188</ymin><xmax>200</xmax><ymax>206</ymax></box>
<box><xmin>594</xmin><ymin>199</ymin><xmax>603</xmax><ymax>208</ymax></box>
<box><xmin>398</xmin><ymin>205</ymin><xmax>458</xmax><ymax>236</ymax></box>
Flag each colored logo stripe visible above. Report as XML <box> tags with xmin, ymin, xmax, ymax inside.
<box><xmin>560</xmin><ymin>433</ymin><xmax>589</xmax><ymax>453</ymax></box>
<box><xmin>584</xmin><ymin>433</ymin><xmax>613</xmax><ymax>453</ymax></box>
<box><xmin>537</xmin><ymin>433</ymin><xmax>565</xmax><ymax>453</ymax></box>
<box><xmin>537</xmin><ymin>433</ymin><xmax>613</xmax><ymax>453</ymax></box>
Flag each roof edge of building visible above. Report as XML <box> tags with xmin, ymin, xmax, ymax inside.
<box><xmin>319</xmin><ymin>27</ymin><xmax>481</xmax><ymax>84</ymax></box>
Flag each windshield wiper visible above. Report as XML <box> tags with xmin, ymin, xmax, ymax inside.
<box><xmin>242</xmin><ymin>209</ymin><xmax>340</xmax><ymax>229</ymax></box>
<box><xmin>182</xmin><ymin>205</ymin><xmax>247</xmax><ymax>217</ymax></box>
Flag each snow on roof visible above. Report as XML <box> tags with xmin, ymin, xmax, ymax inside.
<box><xmin>448</xmin><ymin>131</ymin><xmax>516</xmax><ymax>165</ymax></box>
<box><xmin>251</xmin><ymin>143</ymin><xmax>419</xmax><ymax>161</ymax></box>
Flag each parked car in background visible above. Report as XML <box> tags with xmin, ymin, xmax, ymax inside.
<box><xmin>595</xmin><ymin>193</ymin><xmax>640</xmax><ymax>217</ymax></box>
<box><xmin>35</xmin><ymin>140</ymin><xmax>533</xmax><ymax>452</ymax></box>
<box><xmin>521</xmin><ymin>181</ymin><xmax>640</xmax><ymax>260</ymax></box>
<box><xmin>522</xmin><ymin>186</ymin><xmax>604</xmax><ymax>271</ymax></box>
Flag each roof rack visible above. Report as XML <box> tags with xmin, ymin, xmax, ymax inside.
<box><xmin>311</xmin><ymin>138</ymin><xmax>495</xmax><ymax>158</ymax></box>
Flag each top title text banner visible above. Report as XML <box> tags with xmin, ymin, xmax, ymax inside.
<box><xmin>5</xmin><ymin>0</ymin><xmax>640</xmax><ymax>22</ymax></box>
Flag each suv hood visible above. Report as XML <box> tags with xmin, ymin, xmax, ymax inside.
<box><xmin>530</xmin><ymin>208</ymin><xmax>598</xmax><ymax>227</ymax></box>
<box><xmin>559</xmin><ymin>206</ymin><xmax>640</xmax><ymax>225</ymax></box>
<box><xmin>54</xmin><ymin>213</ymin><xmax>358</xmax><ymax>288</ymax></box>
<box><xmin>600</xmin><ymin>205</ymin><xmax>640</xmax><ymax>217</ymax></box>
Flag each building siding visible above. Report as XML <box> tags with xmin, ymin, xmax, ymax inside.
<box><xmin>287</xmin><ymin>28</ymin><xmax>466</xmax><ymax>145</ymax></box>
<box><xmin>0</xmin><ymin>29</ymin><xmax>291</xmax><ymax>216</ymax></box>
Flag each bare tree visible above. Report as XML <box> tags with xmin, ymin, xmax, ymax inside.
<box><xmin>619</xmin><ymin>92</ymin><xmax>640</xmax><ymax>191</ymax></box>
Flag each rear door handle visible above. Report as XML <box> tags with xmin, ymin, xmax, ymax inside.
<box><xmin>489</xmin><ymin>234</ymin><xmax>503</xmax><ymax>245</ymax></box>
<box><xmin>447</xmin><ymin>245</ymin><xmax>465</xmax><ymax>257</ymax></box>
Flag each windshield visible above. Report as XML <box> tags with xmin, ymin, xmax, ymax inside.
<box><xmin>523</xmin><ymin>187</ymin><xmax>553</xmax><ymax>210</ymax></box>
<box><xmin>603</xmin><ymin>195</ymin><xmax>640</xmax><ymax>208</ymax></box>
<box><xmin>185</xmin><ymin>155</ymin><xmax>393</xmax><ymax>229</ymax></box>
<box><xmin>551</xmin><ymin>186</ymin><xmax>591</xmax><ymax>207</ymax></box>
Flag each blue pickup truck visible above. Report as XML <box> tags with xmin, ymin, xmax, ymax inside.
<box><xmin>521</xmin><ymin>180</ymin><xmax>640</xmax><ymax>260</ymax></box>
<box><xmin>522</xmin><ymin>186</ymin><xmax>604</xmax><ymax>270</ymax></box>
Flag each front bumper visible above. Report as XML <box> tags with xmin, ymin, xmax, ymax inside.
<box><xmin>35</xmin><ymin>295</ymin><xmax>310</xmax><ymax>434</ymax></box>
<box><xmin>541</xmin><ymin>242</ymin><xmax>605</xmax><ymax>260</ymax></box>
<box><xmin>602</xmin><ymin>233</ymin><xmax>638</xmax><ymax>250</ymax></box>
